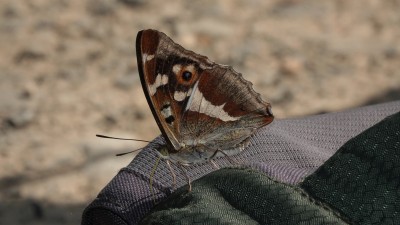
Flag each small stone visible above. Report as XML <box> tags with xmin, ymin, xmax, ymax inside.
<box><xmin>134</xmin><ymin>109</ymin><xmax>146</xmax><ymax>120</ymax></box>
<box><xmin>279</xmin><ymin>56</ymin><xmax>305</xmax><ymax>76</ymax></box>
<box><xmin>19</xmin><ymin>89</ymin><xmax>31</xmax><ymax>100</ymax></box>
<box><xmin>103</xmin><ymin>114</ymin><xmax>117</xmax><ymax>125</ymax></box>
<box><xmin>2</xmin><ymin>3</ymin><xmax>19</xmax><ymax>17</ymax></box>
<box><xmin>14</xmin><ymin>49</ymin><xmax>45</xmax><ymax>64</ymax></box>
<box><xmin>6</xmin><ymin>108</ymin><xmax>35</xmax><ymax>128</ymax></box>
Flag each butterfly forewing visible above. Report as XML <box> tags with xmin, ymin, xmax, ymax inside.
<box><xmin>137</xmin><ymin>30</ymin><xmax>181</xmax><ymax>152</ymax></box>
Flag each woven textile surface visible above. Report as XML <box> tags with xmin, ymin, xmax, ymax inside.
<box><xmin>140</xmin><ymin>111</ymin><xmax>400</xmax><ymax>224</ymax></box>
<box><xmin>82</xmin><ymin>101</ymin><xmax>400</xmax><ymax>225</ymax></box>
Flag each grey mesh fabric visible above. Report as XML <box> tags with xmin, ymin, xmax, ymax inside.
<box><xmin>82</xmin><ymin>101</ymin><xmax>400</xmax><ymax>225</ymax></box>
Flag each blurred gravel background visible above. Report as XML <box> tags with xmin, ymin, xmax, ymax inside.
<box><xmin>0</xmin><ymin>0</ymin><xmax>399</xmax><ymax>224</ymax></box>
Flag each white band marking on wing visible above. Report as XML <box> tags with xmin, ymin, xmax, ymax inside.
<box><xmin>149</xmin><ymin>74</ymin><xmax>168</xmax><ymax>96</ymax></box>
<box><xmin>186</xmin><ymin>82</ymin><xmax>240</xmax><ymax>122</ymax></box>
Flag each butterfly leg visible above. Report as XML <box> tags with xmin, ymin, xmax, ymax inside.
<box><xmin>207</xmin><ymin>146</ymin><xmax>239</xmax><ymax>165</ymax></box>
<box><xmin>215</xmin><ymin>149</ymin><xmax>239</xmax><ymax>165</ymax></box>
<box><xmin>165</xmin><ymin>159</ymin><xmax>177</xmax><ymax>190</ymax></box>
<box><xmin>149</xmin><ymin>155</ymin><xmax>162</xmax><ymax>204</ymax></box>
<box><xmin>177</xmin><ymin>162</ymin><xmax>192</xmax><ymax>192</ymax></box>
<box><xmin>210</xmin><ymin>159</ymin><xmax>220</xmax><ymax>169</ymax></box>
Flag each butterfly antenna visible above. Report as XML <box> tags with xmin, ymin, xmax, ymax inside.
<box><xmin>115</xmin><ymin>148</ymin><xmax>144</xmax><ymax>156</ymax></box>
<box><xmin>96</xmin><ymin>134</ymin><xmax>151</xmax><ymax>143</ymax></box>
<box><xmin>96</xmin><ymin>134</ymin><xmax>150</xmax><ymax>156</ymax></box>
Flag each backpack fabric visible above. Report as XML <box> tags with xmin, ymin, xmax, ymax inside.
<box><xmin>82</xmin><ymin>101</ymin><xmax>400</xmax><ymax>225</ymax></box>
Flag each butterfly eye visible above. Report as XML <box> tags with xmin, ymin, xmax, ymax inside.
<box><xmin>182</xmin><ymin>71</ymin><xmax>192</xmax><ymax>81</ymax></box>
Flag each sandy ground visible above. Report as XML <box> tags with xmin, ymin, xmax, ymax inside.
<box><xmin>0</xmin><ymin>0</ymin><xmax>399</xmax><ymax>224</ymax></box>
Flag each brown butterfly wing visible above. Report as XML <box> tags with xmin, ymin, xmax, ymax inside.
<box><xmin>136</xmin><ymin>29</ymin><xmax>273</xmax><ymax>160</ymax></box>
<box><xmin>180</xmin><ymin>65</ymin><xmax>274</xmax><ymax>153</ymax></box>
<box><xmin>137</xmin><ymin>30</ymin><xmax>184</xmax><ymax>152</ymax></box>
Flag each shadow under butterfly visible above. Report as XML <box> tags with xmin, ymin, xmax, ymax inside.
<box><xmin>134</xmin><ymin>29</ymin><xmax>274</xmax><ymax>191</ymax></box>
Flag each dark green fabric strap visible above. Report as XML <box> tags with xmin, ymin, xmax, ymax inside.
<box><xmin>301</xmin><ymin>112</ymin><xmax>400</xmax><ymax>224</ymax></box>
<box><xmin>140</xmin><ymin>168</ymin><xmax>348</xmax><ymax>225</ymax></box>
<box><xmin>140</xmin><ymin>112</ymin><xmax>400</xmax><ymax>225</ymax></box>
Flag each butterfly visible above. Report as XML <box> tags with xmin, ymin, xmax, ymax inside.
<box><xmin>136</xmin><ymin>29</ymin><xmax>274</xmax><ymax>167</ymax></box>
